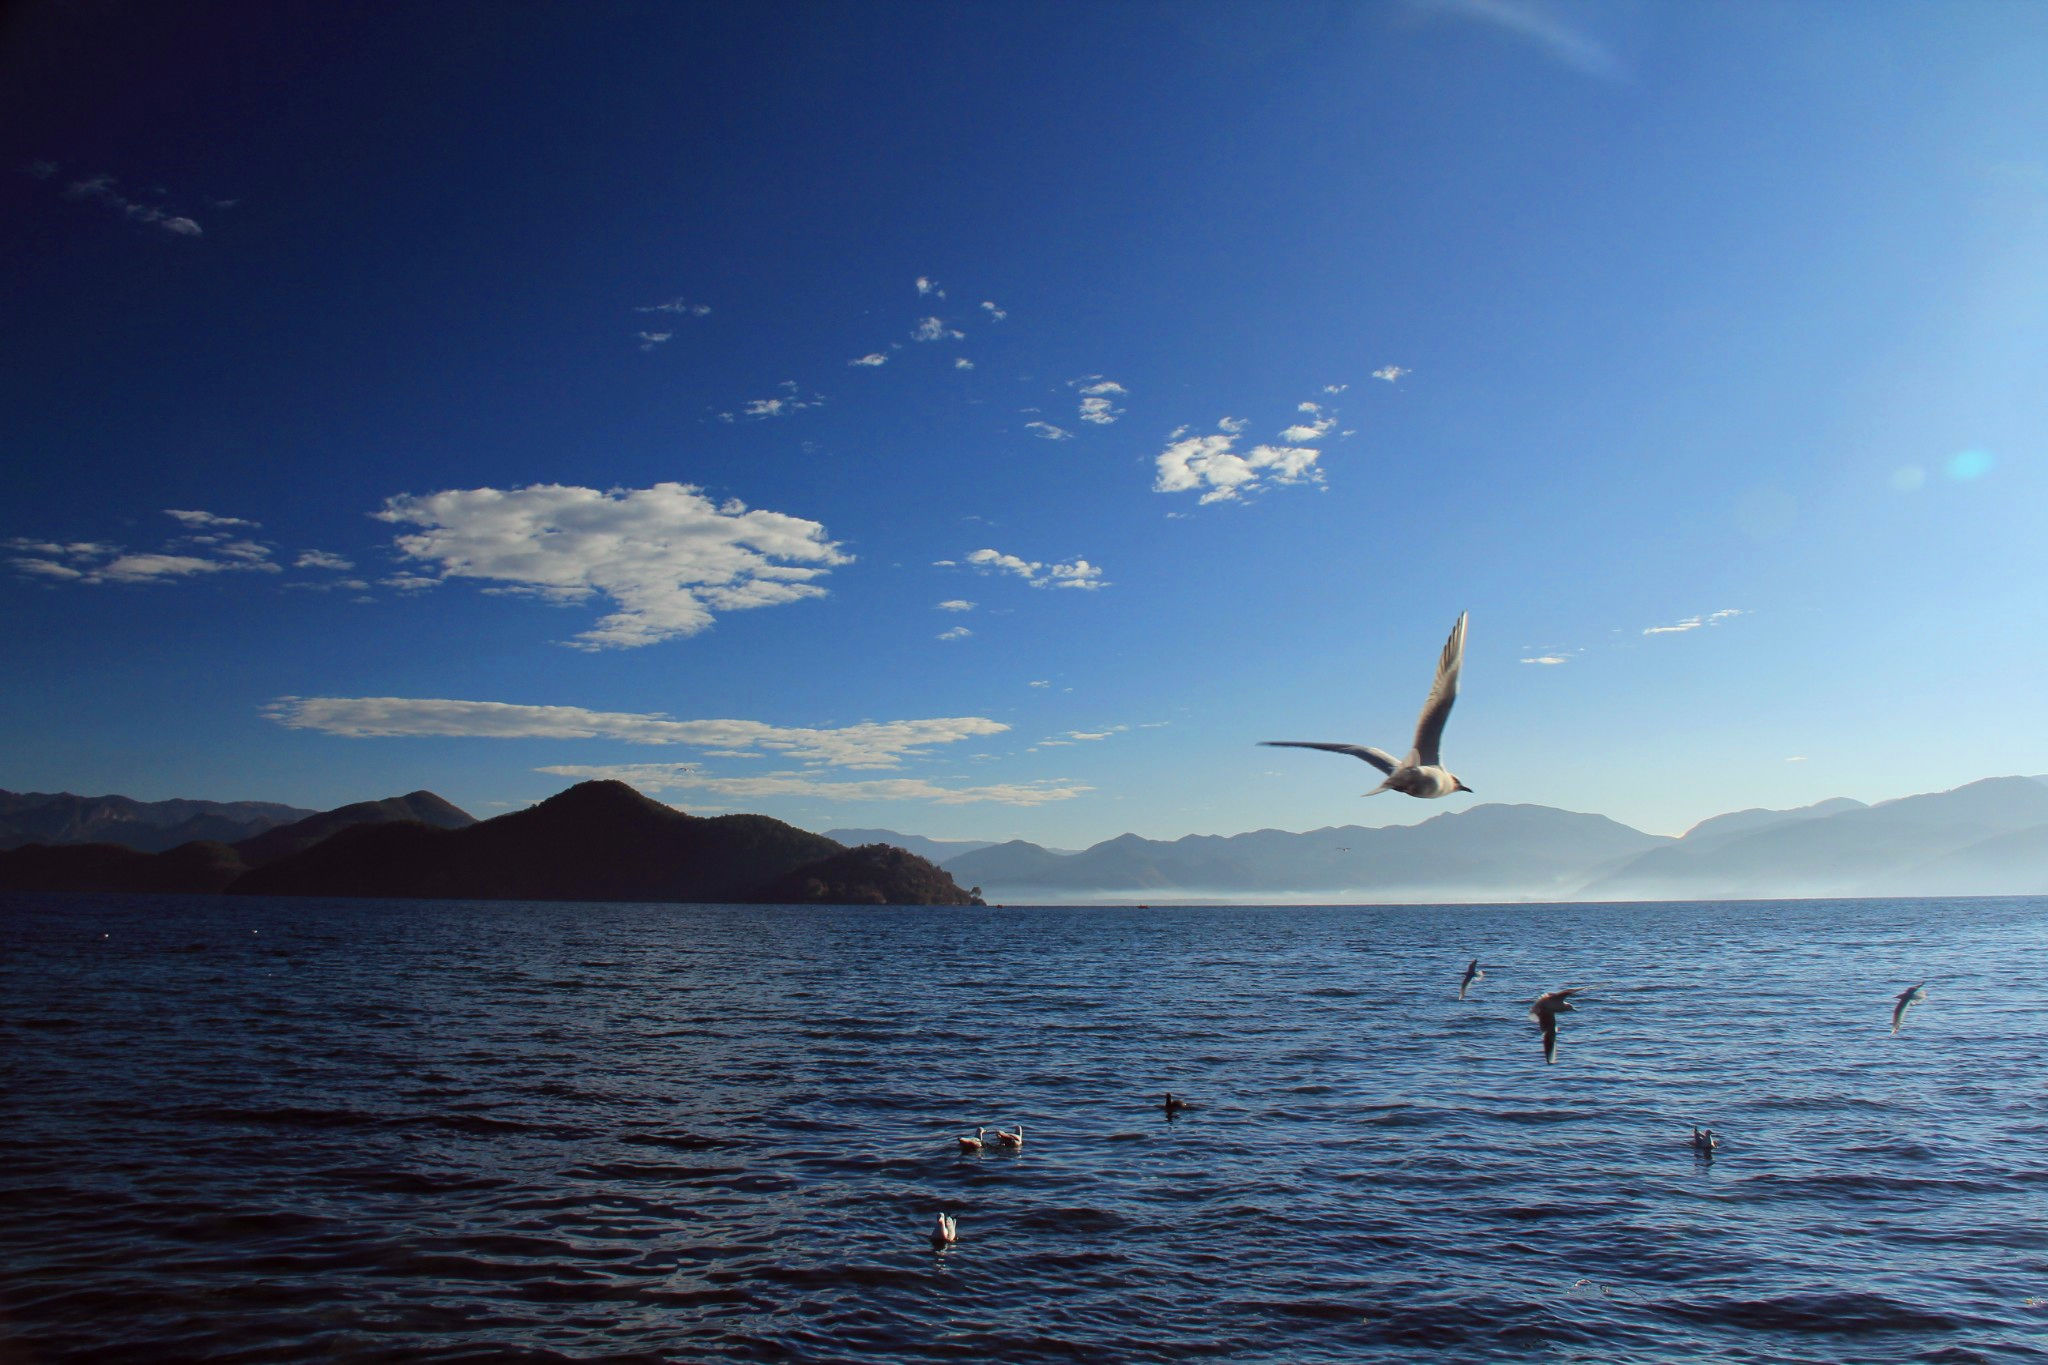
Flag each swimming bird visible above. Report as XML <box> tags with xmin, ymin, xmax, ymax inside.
<box><xmin>1891</xmin><ymin>981</ymin><xmax>1927</xmax><ymax>1034</ymax></box>
<box><xmin>1262</xmin><ymin>611</ymin><xmax>1473</xmax><ymax>799</ymax></box>
<box><xmin>1164</xmin><ymin>1092</ymin><xmax>1192</xmax><ymax>1117</ymax></box>
<box><xmin>1459</xmin><ymin>958</ymin><xmax>1485</xmax><ymax>1000</ymax></box>
<box><xmin>1529</xmin><ymin>988</ymin><xmax>1583</xmax><ymax>1064</ymax></box>
<box><xmin>930</xmin><ymin>1212</ymin><xmax>957</xmax><ymax>1250</ymax></box>
<box><xmin>958</xmin><ymin>1125</ymin><xmax>986</xmax><ymax>1153</ymax></box>
<box><xmin>994</xmin><ymin>1124</ymin><xmax>1024</xmax><ymax>1150</ymax></box>
<box><xmin>1690</xmin><ymin>1125</ymin><xmax>1719</xmax><ymax>1156</ymax></box>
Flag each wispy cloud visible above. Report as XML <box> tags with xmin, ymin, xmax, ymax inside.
<box><xmin>980</xmin><ymin>301</ymin><xmax>1007</xmax><ymax>322</ymax></box>
<box><xmin>1372</xmin><ymin>365</ymin><xmax>1410</xmax><ymax>382</ymax></box>
<box><xmin>1520</xmin><ymin>654</ymin><xmax>1570</xmax><ymax>665</ymax></box>
<box><xmin>914</xmin><ymin>316</ymin><xmax>965</xmax><ymax>342</ymax></box>
<box><xmin>635</xmin><ymin>297</ymin><xmax>711</xmax><ymax>316</ymax></box>
<box><xmin>849</xmin><ymin>353</ymin><xmax>889</xmax><ymax>367</ymax></box>
<box><xmin>1411</xmin><ymin>0</ymin><xmax>1626</xmax><ymax>81</ymax></box>
<box><xmin>936</xmin><ymin>599</ymin><xmax>975</xmax><ymax>612</ymax></box>
<box><xmin>1025</xmin><ymin>420</ymin><xmax>1073</xmax><ymax>440</ymax></box>
<box><xmin>732</xmin><ymin>381</ymin><xmax>824</xmax><ymax>419</ymax></box>
<box><xmin>1153</xmin><ymin>426</ymin><xmax>1323</xmax><ymax>505</ymax></box>
<box><xmin>295</xmin><ymin>550</ymin><xmax>354</xmax><ymax>571</ymax></box>
<box><xmin>1323</xmin><ymin>383</ymin><xmax>1349</xmax><ymax>395</ymax></box>
<box><xmin>936</xmin><ymin>626</ymin><xmax>972</xmax><ymax>641</ymax></box>
<box><xmin>164</xmin><ymin>509</ymin><xmax>256</xmax><ymax>529</ymax></box>
<box><xmin>948</xmin><ymin>547</ymin><xmax>1107</xmax><ymax>591</ymax></box>
<box><xmin>57</xmin><ymin>172</ymin><xmax>203</xmax><ymax>236</ymax></box>
<box><xmin>1279</xmin><ymin>415</ymin><xmax>1336</xmax><ymax>442</ymax></box>
<box><xmin>7</xmin><ymin>510</ymin><xmax>283</xmax><ymax>584</ymax></box>
<box><xmin>266</xmin><ymin>697</ymin><xmax>1004</xmax><ymax>769</ymax></box>
<box><xmin>637</xmin><ymin>331</ymin><xmax>673</xmax><ymax>351</ymax></box>
<box><xmin>954</xmin><ymin>357</ymin><xmax>975</xmax><ymax>370</ymax></box>
<box><xmin>374</xmin><ymin>481</ymin><xmax>850</xmax><ymax>649</ymax></box>
<box><xmin>1073</xmin><ymin>377</ymin><xmax>1127</xmax><ymax>425</ymax></box>
<box><xmin>533</xmin><ymin>765</ymin><xmax>1089</xmax><ymax>807</ymax></box>
<box><xmin>1643</xmin><ymin>608</ymin><xmax>1745</xmax><ymax>637</ymax></box>
<box><xmin>916</xmin><ymin>276</ymin><xmax>945</xmax><ymax>298</ymax></box>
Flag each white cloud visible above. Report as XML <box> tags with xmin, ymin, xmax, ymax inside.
<box><xmin>1323</xmin><ymin>383</ymin><xmax>1349</xmax><ymax>395</ymax></box>
<box><xmin>739</xmin><ymin>382</ymin><xmax>823</xmax><ymax>418</ymax></box>
<box><xmin>1297</xmin><ymin>401</ymin><xmax>1321</xmax><ymax>414</ymax></box>
<box><xmin>1217</xmin><ymin>416</ymin><xmax>1248</xmax><ymax>434</ymax></box>
<box><xmin>1153</xmin><ymin>429</ymin><xmax>1324</xmax><ymax>504</ymax></box>
<box><xmin>1785</xmin><ymin>755</ymin><xmax>1808</xmax><ymax>763</ymax></box>
<box><xmin>1028</xmin><ymin>680</ymin><xmax>1050</xmax><ymax>688</ymax></box>
<box><xmin>265</xmin><ymin>696</ymin><xmax>1006</xmax><ymax>769</ymax></box>
<box><xmin>165</xmin><ymin>509</ymin><xmax>257</xmax><ymax>529</ymax></box>
<box><xmin>533</xmin><ymin>764</ymin><xmax>1089</xmax><ymax>806</ymax></box>
<box><xmin>1072</xmin><ymin>379</ymin><xmax>1127</xmax><ymax>425</ymax></box>
<box><xmin>1643</xmin><ymin>608</ymin><xmax>1745</xmax><ymax>637</ymax></box>
<box><xmin>936</xmin><ymin>599</ymin><xmax>975</xmax><ymax>611</ymax></box>
<box><xmin>914</xmin><ymin>316</ymin><xmax>964</xmax><ymax>342</ymax></box>
<box><xmin>7</xmin><ymin>513</ymin><xmax>281</xmax><ymax>584</ymax></box>
<box><xmin>62</xmin><ymin>173</ymin><xmax>202</xmax><ymax>236</ymax></box>
<box><xmin>1417</xmin><ymin>0</ymin><xmax>1626</xmax><ymax>81</ymax></box>
<box><xmin>1279</xmin><ymin>416</ymin><xmax>1336</xmax><ymax>442</ymax></box>
<box><xmin>954</xmin><ymin>357</ymin><xmax>974</xmax><ymax>370</ymax></box>
<box><xmin>635</xmin><ymin>297</ymin><xmax>711</xmax><ymax>316</ymax></box>
<box><xmin>1026</xmin><ymin>420</ymin><xmax>1072</xmax><ymax>440</ymax></box>
<box><xmin>1521</xmin><ymin>654</ymin><xmax>1570</xmax><ymax>665</ymax></box>
<box><xmin>374</xmin><ymin>481</ymin><xmax>851</xmax><ymax>649</ymax></box>
<box><xmin>916</xmin><ymin>276</ymin><xmax>945</xmax><ymax>298</ymax></box>
<box><xmin>849</xmin><ymin>353</ymin><xmax>889</xmax><ymax>367</ymax></box>
<box><xmin>637</xmin><ymin>331</ymin><xmax>673</xmax><ymax>351</ymax></box>
<box><xmin>937</xmin><ymin>626</ymin><xmax>972</xmax><ymax>641</ymax></box>
<box><xmin>980</xmin><ymin>301</ymin><xmax>1007</xmax><ymax>322</ymax></box>
<box><xmin>957</xmin><ymin>547</ymin><xmax>1107</xmax><ymax>590</ymax></box>
<box><xmin>295</xmin><ymin>550</ymin><xmax>354</xmax><ymax>571</ymax></box>
<box><xmin>1373</xmin><ymin>365</ymin><xmax>1410</xmax><ymax>382</ymax></box>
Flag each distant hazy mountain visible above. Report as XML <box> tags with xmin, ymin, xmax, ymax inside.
<box><xmin>1581</xmin><ymin>777</ymin><xmax>2048</xmax><ymax>900</ymax></box>
<box><xmin>232</xmin><ymin>781</ymin><xmax>973</xmax><ymax>904</ymax></box>
<box><xmin>946</xmin><ymin>803</ymin><xmax>1669</xmax><ymax>901</ymax></box>
<box><xmin>1675</xmin><ymin>797</ymin><xmax>1867</xmax><ymax>850</ymax></box>
<box><xmin>0</xmin><ymin>790</ymin><xmax>313</xmax><ymax>853</ymax></box>
<box><xmin>822</xmin><ymin>828</ymin><xmax>997</xmax><ymax>864</ymax></box>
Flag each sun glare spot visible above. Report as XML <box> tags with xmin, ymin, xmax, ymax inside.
<box><xmin>1889</xmin><ymin>465</ymin><xmax>1926</xmax><ymax>493</ymax></box>
<box><xmin>1946</xmin><ymin>449</ymin><xmax>1994</xmax><ymax>481</ymax></box>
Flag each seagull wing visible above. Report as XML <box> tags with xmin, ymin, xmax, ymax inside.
<box><xmin>1411</xmin><ymin>611</ymin><xmax>1468</xmax><ymax>767</ymax></box>
<box><xmin>1260</xmin><ymin>741</ymin><xmax>1398</xmax><ymax>775</ymax></box>
<box><xmin>1539</xmin><ymin>1013</ymin><xmax>1559</xmax><ymax>1064</ymax></box>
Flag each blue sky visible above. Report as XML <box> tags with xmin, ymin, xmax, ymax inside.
<box><xmin>4</xmin><ymin>0</ymin><xmax>2044</xmax><ymax>842</ymax></box>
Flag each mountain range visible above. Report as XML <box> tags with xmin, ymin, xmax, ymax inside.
<box><xmin>0</xmin><ymin>789</ymin><xmax>314</xmax><ymax>853</ymax></box>
<box><xmin>5</xmin><ymin>776</ymin><xmax>2045</xmax><ymax>906</ymax></box>
<box><xmin>847</xmin><ymin>776</ymin><xmax>2048</xmax><ymax>903</ymax></box>
<box><xmin>0</xmin><ymin>782</ymin><xmax>976</xmax><ymax>905</ymax></box>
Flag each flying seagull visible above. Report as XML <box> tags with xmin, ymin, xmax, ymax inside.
<box><xmin>1459</xmin><ymin>958</ymin><xmax>1485</xmax><ymax>1000</ymax></box>
<box><xmin>1529</xmin><ymin>988</ymin><xmax>1583</xmax><ymax>1064</ymax></box>
<box><xmin>1263</xmin><ymin>611</ymin><xmax>1473</xmax><ymax>799</ymax></box>
<box><xmin>1891</xmin><ymin>981</ymin><xmax>1927</xmax><ymax>1034</ymax></box>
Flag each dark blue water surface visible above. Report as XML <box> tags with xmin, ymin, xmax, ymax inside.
<box><xmin>2</xmin><ymin>894</ymin><xmax>2045</xmax><ymax>1363</ymax></box>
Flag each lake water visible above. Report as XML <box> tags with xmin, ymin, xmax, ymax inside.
<box><xmin>3</xmin><ymin>893</ymin><xmax>2045</xmax><ymax>1362</ymax></box>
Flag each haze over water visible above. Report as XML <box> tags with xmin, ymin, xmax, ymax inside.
<box><xmin>5</xmin><ymin>893</ymin><xmax>2045</xmax><ymax>1360</ymax></box>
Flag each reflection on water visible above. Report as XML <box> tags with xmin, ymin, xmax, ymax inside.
<box><xmin>3</xmin><ymin>894</ymin><xmax>2045</xmax><ymax>1362</ymax></box>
